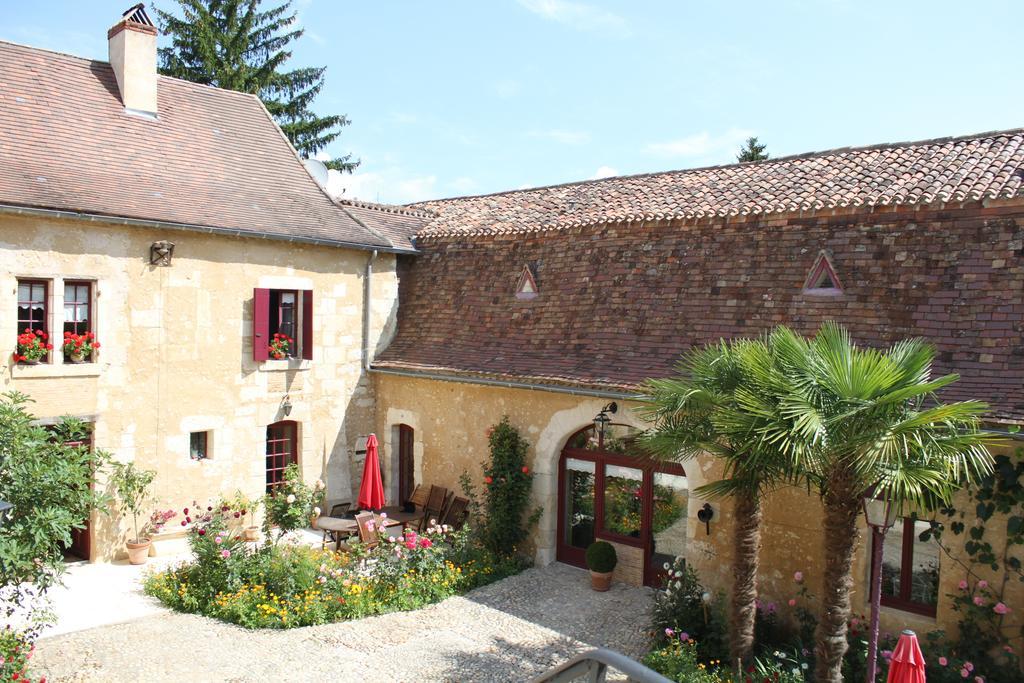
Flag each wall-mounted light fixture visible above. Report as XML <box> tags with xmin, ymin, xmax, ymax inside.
<box><xmin>0</xmin><ymin>500</ymin><xmax>12</xmax><ymax>528</ymax></box>
<box><xmin>150</xmin><ymin>240</ymin><xmax>175</xmax><ymax>266</ymax></box>
<box><xmin>697</xmin><ymin>502</ymin><xmax>714</xmax><ymax>535</ymax></box>
<box><xmin>281</xmin><ymin>394</ymin><xmax>293</xmax><ymax>417</ymax></box>
<box><xmin>593</xmin><ymin>401</ymin><xmax>618</xmax><ymax>447</ymax></box>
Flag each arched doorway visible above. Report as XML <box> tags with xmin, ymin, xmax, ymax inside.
<box><xmin>556</xmin><ymin>423</ymin><xmax>689</xmax><ymax>586</ymax></box>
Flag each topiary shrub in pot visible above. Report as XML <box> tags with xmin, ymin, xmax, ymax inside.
<box><xmin>585</xmin><ymin>540</ymin><xmax>617</xmax><ymax>591</ymax></box>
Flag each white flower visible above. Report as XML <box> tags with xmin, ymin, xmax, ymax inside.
<box><xmin>315</xmin><ymin>479</ymin><xmax>325</xmax><ymax>490</ymax></box>
<box><xmin>674</xmin><ymin>581</ymin><xmax>682</xmax><ymax>589</ymax></box>
<box><xmin>674</xmin><ymin>570</ymin><xmax>683</xmax><ymax>578</ymax></box>
<box><xmin>430</xmin><ymin>518</ymin><xmax>437</xmax><ymax>525</ymax></box>
<box><xmin>801</xmin><ymin>663</ymin><xmax>808</xmax><ymax>670</ymax></box>
<box><xmin>313</xmin><ymin>507</ymin><xmax>321</xmax><ymax>516</ymax></box>
<box><xmin>286</xmin><ymin>494</ymin><xmax>296</xmax><ymax>504</ymax></box>
<box><xmin>663</xmin><ymin>562</ymin><xmax>670</xmax><ymax>570</ymax></box>
<box><xmin>791</xmin><ymin>669</ymin><xmax>800</xmax><ymax>676</ymax></box>
<box><xmin>701</xmin><ymin>592</ymin><xmax>712</xmax><ymax>603</ymax></box>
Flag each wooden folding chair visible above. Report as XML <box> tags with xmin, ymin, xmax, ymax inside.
<box><xmin>419</xmin><ymin>485</ymin><xmax>448</xmax><ymax>531</ymax></box>
<box><xmin>320</xmin><ymin>502</ymin><xmax>351</xmax><ymax>549</ymax></box>
<box><xmin>441</xmin><ymin>496</ymin><xmax>469</xmax><ymax>531</ymax></box>
<box><xmin>338</xmin><ymin>511</ymin><xmax>380</xmax><ymax>552</ymax></box>
<box><xmin>408</xmin><ymin>484</ymin><xmax>429</xmax><ymax>508</ymax></box>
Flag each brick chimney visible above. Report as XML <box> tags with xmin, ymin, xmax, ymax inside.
<box><xmin>107</xmin><ymin>4</ymin><xmax>158</xmax><ymax>117</ymax></box>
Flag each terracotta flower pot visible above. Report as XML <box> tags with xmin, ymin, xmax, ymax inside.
<box><xmin>310</xmin><ymin>514</ymin><xmax>320</xmax><ymax>530</ymax></box>
<box><xmin>69</xmin><ymin>351</ymin><xmax>85</xmax><ymax>363</ymax></box>
<box><xmin>590</xmin><ymin>570</ymin><xmax>613</xmax><ymax>592</ymax></box>
<box><xmin>126</xmin><ymin>539</ymin><xmax>151</xmax><ymax>565</ymax></box>
<box><xmin>243</xmin><ymin>526</ymin><xmax>260</xmax><ymax>542</ymax></box>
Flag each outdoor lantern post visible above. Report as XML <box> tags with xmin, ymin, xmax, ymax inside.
<box><xmin>862</xmin><ymin>492</ymin><xmax>899</xmax><ymax>683</ymax></box>
<box><xmin>593</xmin><ymin>402</ymin><xmax>617</xmax><ymax>448</ymax></box>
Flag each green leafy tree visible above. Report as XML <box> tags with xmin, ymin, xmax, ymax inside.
<box><xmin>759</xmin><ymin>323</ymin><xmax>995</xmax><ymax>683</ymax></box>
<box><xmin>0</xmin><ymin>392</ymin><xmax>110</xmax><ymax>608</ymax></box>
<box><xmin>110</xmin><ymin>461</ymin><xmax>157</xmax><ymax>543</ymax></box>
<box><xmin>640</xmin><ymin>337</ymin><xmax>791</xmax><ymax>666</ymax></box>
<box><xmin>155</xmin><ymin>0</ymin><xmax>357</xmax><ymax>171</ymax></box>
<box><xmin>737</xmin><ymin>136</ymin><xmax>769</xmax><ymax>162</ymax></box>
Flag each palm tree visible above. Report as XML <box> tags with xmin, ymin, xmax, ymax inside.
<box><xmin>761</xmin><ymin>323</ymin><xmax>996</xmax><ymax>683</ymax></box>
<box><xmin>640</xmin><ymin>337</ymin><xmax>790</xmax><ymax>667</ymax></box>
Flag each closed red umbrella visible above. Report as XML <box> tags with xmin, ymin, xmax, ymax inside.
<box><xmin>887</xmin><ymin>629</ymin><xmax>926</xmax><ymax>683</ymax></box>
<box><xmin>357</xmin><ymin>434</ymin><xmax>385</xmax><ymax>512</ymax></box>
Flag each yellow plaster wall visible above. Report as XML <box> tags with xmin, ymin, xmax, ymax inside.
<box><xmin>374</xmin><ymin>372</ymin><xmax>1021</xmax><ymax>643</ymax></box>
<box><xmin>1</xmin><ymin>214</ymin><xmax>397</xmax><ymax>560</ymax></box>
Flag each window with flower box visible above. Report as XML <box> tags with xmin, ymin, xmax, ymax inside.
<box><xmin>62</xmin><ymin>281</ymin><xmax>99</xmax><ymax>363</ymax></box>
<box><xmin>16</xmin><ymin>279</ymin><xmax>50</xmax><ymax>363</ymax></box>
<box><xmin>253</xmin><ymin>288</ymin><xmax>312</xmax><ymax>361</ymax></box>
<box><xmin>873</xmin><ymin>517</ymin><xmax>940</xmax><ymax>616</ymax></box>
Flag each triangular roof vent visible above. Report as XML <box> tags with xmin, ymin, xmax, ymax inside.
<box><xmin>515</xmin><ymin>265</ymin><xmax>539</xmax><ymax>300</ymax></box>
<box><xmin>803</xmin><ymin>251</ymin><xmax>843</xmax><ymax>295</ymax></box>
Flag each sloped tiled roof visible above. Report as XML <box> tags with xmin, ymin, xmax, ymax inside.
<box><xmin>0</xmin><ymin>40</ymin><xmax>411</xmax><ymax>252</ymax></box>
<box><xmin>337</xmin><ymin>199</ymin><xmax>432</xmax><ymax>252</ymax></box>
<box><xmin>412</xmin><ymin>129</ymin><xmax>1024</xmax><ymax>237</ymax></box>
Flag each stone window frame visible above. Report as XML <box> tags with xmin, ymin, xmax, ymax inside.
<box><xmin>265</xmin><ymin>420</ymin><xmax>298</xmax><ymax>493</ymax></box>
<box><xmin>253</xmin><ymin>288</ymin><xmax>313</xmax><ymax>362</ymax></box>
<box><xmin>13</xmin><ymin>275</ymin><xmax>101</xmax><ymax>373</ymax></box>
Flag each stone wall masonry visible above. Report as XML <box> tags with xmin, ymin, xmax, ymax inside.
<box><xmin>1</xmin><ymin>214</ymin><xmax>396</xmax><ymax>560</ymax></box>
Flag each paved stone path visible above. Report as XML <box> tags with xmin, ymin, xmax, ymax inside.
<box><xmin>34</xmin><ymin>563</ymin><xmax>654</xmax><ymax>682</ymax></box>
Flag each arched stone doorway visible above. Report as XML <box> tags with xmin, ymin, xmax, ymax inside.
<box><xmin>556</xmin><ymin>423</ymin><xmax>689</xmax><ymax>587</ymax></box>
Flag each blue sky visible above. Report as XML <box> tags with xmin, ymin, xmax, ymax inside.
<box><xmin>4</xmin><ymin>1</ymin><xmax>1023</xmax><ymax>204</ymax></box>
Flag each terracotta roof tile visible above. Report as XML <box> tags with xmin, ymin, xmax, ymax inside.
<box><xmin>411</xmin><ymin>129</ymin><xmax>1024</xmax><ymax>237</ymax></box>
<box><xmin>0</xmin><ymin>40</ymin><xmax>406</xmax><ymax>251</ymax></box>
<box><xmin>336</xmin><ymin>199</ymin><xmax>431</xmax><ymax>252</ymax></box>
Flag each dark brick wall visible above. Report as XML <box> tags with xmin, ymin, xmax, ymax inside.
<box><xmin>379</xmin><ymin>201</ymin><xmax>1024</xmax><ymax>419</ymax></box>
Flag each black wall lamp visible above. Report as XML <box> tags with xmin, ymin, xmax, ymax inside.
<box><xmin>149</xmin><ymin>240</ymin><xmax>175</xmax><ymax>266</ymax></box>
<box><xmin>281</xmin><ymin>394</ymin><xmax>293</xmax><ymax>417</ymax></box>
<box><xmin>697</xmin><ymin>503</ymin><xmax>714</xmax><ymax>535</ymax></box>
<box><xmin>593</xmin><ymin>401</ymin><xmax>617</xmax><ymax>447</ymax></box>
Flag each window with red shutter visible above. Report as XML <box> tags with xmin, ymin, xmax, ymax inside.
<box><xmin>253</xmin><ymin>288</ymin><xmax>270</xmax><ymax>361</ymax></box>
<box><xmin>254</xmin><ymin>288</ymin><xmax>314</xmax><ymax>361</ymax></box>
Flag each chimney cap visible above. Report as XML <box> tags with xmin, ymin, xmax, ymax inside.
<box><xmin>122</xmin><ymin>3</ymin><xmax>155</xmax><ymax>27</ymax></box>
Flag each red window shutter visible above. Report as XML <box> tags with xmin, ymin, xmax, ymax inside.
<box><xmin>301</xmin><ymin>289</ymin><xmax>313</xmax><ymax>360</ymax></box>
<box><xmin>253</xmin><ymin>288</ymin><xmax>270</xmax><ymax>361</ymax></box>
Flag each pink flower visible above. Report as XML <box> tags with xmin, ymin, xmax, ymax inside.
<box><xmin>939</xmin><ymin>657</ymin><xmax>948</xmax><ymax>666</ymax></box>
<box><xmin>419</xmin><ymin>538</ymin><xmax>432</xmax><ymax>548</ymax></box>
<box><xmin>794</xmin><ymin>571</ymin><xmax>804</xmax><ymax>582</ymax></box>
<box><xmin>850</xmin><ymin>618</ymin><xmax>859</xmax><ymax>627</ymax></box>
<box><xmin>994</xmin><ymin>602</ymin><xmax>1010</xmax><ymax>615</ymax></box>
<box><xmin>1004</xmin><ymin>645</ymin><xmax>1014</xmax><ymax>654</ymax></box>
<box><xmin>788</xmin><ymin>599</ymin><xmax>797</xmax><ymax>607</ymax></box>
<box><xmin>679</xmin><ymin>632</ymin><xmax>690</xmax><ymax>642</ymax></box>
<box><xmin>220</xmin><ymin>549</ymin><xmax>230</xmax><ymax>559</ymax></box>
<box><xmin>964</xmin><ymin>662</ymin><xmax>974</xmax><ymax>673</ymax></box>
<box><xmin>198</xmin><ymin>529</ymin><xmax>206</xmax><ymax>536</ymax></box>
<box><xmin>882</xmin><ymin>650</ymin><xmax>893</xmax><ymax>661</ymax></box>
<box><xmin>665</xmin><ymin>628</ymin><xmax>674</xmax><ymax>637</ymax></box>
<box><xmin>958</xmin><ymin>580</ymin><xmax>969</xmax><ymax>590</ymax></box>
<box><xmin>975</xmin><ymin>678</ymin><xmax>984</xmax><ymax>683</ymax></box>
<box><xmin>960</xmin><ymin>669</ymin><xmax>969</xmax><ymax>679</ymax></box>
<box><xmin>977</xmin><ymin>580</ymin><xmax>988</xmax><ymax>589</ymax></box>
<box><xmin>973</xmin><ymin>596</ymin><xmax>985</xmax><ymax>606</ymax></box>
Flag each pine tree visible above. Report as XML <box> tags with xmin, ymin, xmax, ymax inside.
<box><xmin>155</xmin><ymin>0</ymin><xmax>356</xmax><ymax>171</ymax></box>
<box><xmin>736</xmin><ymin>136</ymin><xmax>769</xmax><ymax>162</ymax></box>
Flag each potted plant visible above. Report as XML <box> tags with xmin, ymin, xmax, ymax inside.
<box><xmin>585</xmin><ymin>540</ymin><xmax>617</xmax><ymax>591</ymax></box>
<box><xmin>228</xmin><ymin>491</ymin><xmax>261</xmax><ymax>541</ymax></box>
<box><xmin>61</xmin><ymin>331</ymin><xmax>100</xmax><ymax>363</ymax></box>
<box><xmin>268</xmin><ymin>333</ymin><xmax>292</xmax><ymax>360</ymax></box>
<box><xmin>111</xmin><ymin>461</ymin><xmax>157</xmax><ymax>565</ymax></box>
<box><xmin>13</xmin><ymin>328</ymin><xmax>51</xmax><ymax>364</ymax></box>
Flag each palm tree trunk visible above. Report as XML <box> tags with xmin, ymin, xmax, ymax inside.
<box><xmin>814</xmin><ymin>471</ymin><xmax>862</xmax><ymax>683</ymax></box>
<box><xmin>730</xmin><ymin>491</ymin><xmax>762</xmax><ymax>668</ymax></box>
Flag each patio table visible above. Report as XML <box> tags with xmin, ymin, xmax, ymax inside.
<box><xmin>317</xmin><ymin>514</ymin><xmax>402</xmax><ymax>551</ymax></box>
<box><xmin>378</xmin><ymin>506</ymin><xmax>425</xmax><ymax>530</ymax></box>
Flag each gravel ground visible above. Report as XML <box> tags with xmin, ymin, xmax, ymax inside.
<box><xmin>33</xmin><ymin>563</ymin><xmax>655</xmax><ymax>682</ymax></box>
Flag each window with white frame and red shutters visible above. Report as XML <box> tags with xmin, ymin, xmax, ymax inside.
<box><xmin>253</xmin><ymin>288</ymin><xmax>313</xmax><ymax>361</ymax></box>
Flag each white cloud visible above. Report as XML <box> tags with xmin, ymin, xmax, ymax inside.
<box><xmin>527</xmin><ymin>129</ymin><xmax>591</xmax><ymax>145</ymax></box>
<box><xmin>517</xmin><ymin>0</ymin><xmax>631</xmax><ymax>37</ymax></box>
<box><xmin>591</xmin><ymin>165</ymin><xmax>619</xmax><ymax>179</ymax></box>
<box><xmin>645</xmin><ymin>128</ymin><xmax>755</xmax><ymax>162</ymax></box>
<box><xmin>326</xmin><ymin>168</ymin><xmax>438</xmax><ymax>205</ymax></box>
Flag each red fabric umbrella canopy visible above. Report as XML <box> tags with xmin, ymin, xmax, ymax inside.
<box><xmin>357</xmin><ymin>434</ymin><xmax>385</xmax><ymax>511</ymax></box>
<box><xmin>887</xmin><ymin>630</ymin><xmax>926</xmax><ymax>683</ymax></box>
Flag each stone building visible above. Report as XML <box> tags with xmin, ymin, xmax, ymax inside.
<box><xmin>373</xmin><ymin>130</ymin><xmax>1024</xmax><ymax>637</ymax></box>
<box><xmin>0</xmin><ymin>13</ymin><xmax>422</xmax><ymax>561</ymax></box>
<box><xmin>2</xmin><ymin>6</ymin><xmax>1021</xmax><ymax>644</ymax></box>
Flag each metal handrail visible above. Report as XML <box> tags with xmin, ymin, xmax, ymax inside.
<box><xmin>530</xmin><ymin>647</ymin><xmax>673</xmax><ymax>683</ymax></box>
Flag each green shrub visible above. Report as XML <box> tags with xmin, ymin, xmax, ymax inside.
<box><xmin>110</xmin><ymin>460</ymin><xmax>156</xmax><ymax>543</ymax></box>
<box><xmin>585</xmin><ymin>540</ymin><xmax>617</xmax><ymax>573</ymax></box>
<box><xmin>643</xmin><ymin>640</ymin><xmax>723</xmax><ymax>682</ymax></box>
<box><xmin>144</xmin><ymin>522</ymin><xmax>524</xmax><ymax>629</ymax></box>
<box><xmin>651</xmin><ymin>559</ymin><xmax>729</xmax><ymax>662</ymax></box>
<box><xmin>479</xmin><ymin>417</ymin><xmax>541</xmax><ymax>554</ymax></box>
<box><xmin>263</xmin><ymin>464</ymin><xmax>323</xmax><ymax>541</ymax></box>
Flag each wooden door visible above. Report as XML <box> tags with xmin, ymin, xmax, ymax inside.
<box><xmin>398</xmin><ymin>425</ymin><xmax>415</xmax><ymax>504</ymax></box>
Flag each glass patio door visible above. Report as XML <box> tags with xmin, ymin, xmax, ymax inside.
<box><xmin>557</xmin><ymin>456</ymin><xmax>596</xmax><ymax>566</ymax></box>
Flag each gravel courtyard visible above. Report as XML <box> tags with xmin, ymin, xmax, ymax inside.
<box><xmin>33</xmin><ymin>563</ymin><xmax>655</xmax><ymax>682</ymax></box>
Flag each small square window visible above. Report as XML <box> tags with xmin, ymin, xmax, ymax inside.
<box><xmin>190</xmin><ymin>431</ymin><xmax>210</xmax><ymax>460</ymax></box>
